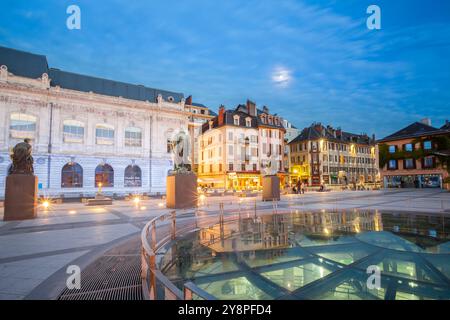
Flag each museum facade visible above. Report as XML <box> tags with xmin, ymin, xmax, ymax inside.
<box><xmin>0</xmin><ymin>46</ymin><xmax>204</xmax><ymax>199</ymax></box>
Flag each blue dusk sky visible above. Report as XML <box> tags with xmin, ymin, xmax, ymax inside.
<box><xmin>1</xmin><ymin>0</ymin><xmax>449</xmax><ymax>138</ymax></box>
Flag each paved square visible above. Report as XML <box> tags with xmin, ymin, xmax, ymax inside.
<box><xmin>0</xmin><ymin>189</ymin><xmax>449</xmax><ymax>299</ymax></box>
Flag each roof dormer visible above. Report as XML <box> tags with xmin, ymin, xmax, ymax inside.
<box><xmin>261</xmin><ymin>114</ymin><xmax>266</xmax><ymax>124</ymax></box>
<box><xmin>233</xmin><ymin>115</ymin><xmax>240</xmax><ymax>126</ymax></box>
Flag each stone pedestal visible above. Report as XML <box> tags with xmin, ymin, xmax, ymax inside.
<box><xmin>4</xmin><ymin>174</ymin><xmax>38</xmax><ymax>221</ymax></box>
<box><xmin>262</xmin><ymin>175</ymin><xmax>280</xmax><ymax>201</ymax></box>
<box><xmin>86</xmin><ymin>193</ymin><xmax>113</xmax><ymax>206</ymax></box>
<box><xmin>166</xmin><ymin>173</ymin><xmax>197</xmax><ymax>209</ymax></box>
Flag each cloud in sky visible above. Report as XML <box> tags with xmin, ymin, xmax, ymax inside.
<box><xmin>0</xmin><ymin>0</ymin><xmax>449</xmax><ymax>138</ymax></box>
<box><xmin>272</xmin><ymin>67</ymin><xmax>292</xmax><ymax>88</ymax></box>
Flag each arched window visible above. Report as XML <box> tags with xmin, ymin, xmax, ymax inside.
<box><xmin>95</xmin><ymin>164</ymin><xmax>114</xmax><ymax>187</ymax></box>
<box><xmin>61</xmin><ymin>162</ymin><xmax>83</xmax><ymax>188</ymax></box>
<box><xmin>124</xmin><ymin>165</ymin><xmax>142</xmax><ymax>187</ymax></box>
<box><xmin>96</xmin><ymin>124</ymin><xmax>114</xmax><ymax>145</ymax></box>
<box><xmin>10</xmin><ymin>113</ymin><xmax>37</xmax><ymax>139</ymax></box>
<box><xmin>63</xmin><ymin>120</ymin><xmax>84</xmax><ymax>143</ymax></box>
<box><xmin>124</xmin><ymin>127</ymin><xmax>142</xmax><ymax>147</ymax></box>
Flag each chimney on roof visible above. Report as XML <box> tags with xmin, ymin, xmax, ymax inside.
<box><xmin>421</xmin><ymin>118</ymin><xmax>431</xmax><ymax>126</ymax></box>
<box><xmin>336</xmin><ymin>127</ymin><xmax>342</xmax><ymax>138</ymax></box>
<box><xmin>218</xmin><ymin>105</ymin><xmax>225</xmax><ymax>126</ymax></box>
<box><xmin>262</xmin><ymin>106</ymin><xmax>269</xmax><ymax>114</ymax></box>
<box><xmin>186</xmin><ymin>95</ymin><xmax>193</xmax><ymax>105</ymax></box>
<box><xmin>314</xmin><ymin>123</ymin><xmax>322</xmax><ymax>133</ymax></box>
<box><xmin>246</xmin><ymin>100</ymin><xmax>256</xmax><ymax>116</ymax></box>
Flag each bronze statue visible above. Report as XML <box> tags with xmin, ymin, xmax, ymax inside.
<box><xmin>169</xmin><ymin>131</ymin><xmax>192</xmax><ymax>174</ymax></box>
<box><xmin>9</xmin><ymin>138</ymin><xmax>34</xmax><ymax>175</ymax></box>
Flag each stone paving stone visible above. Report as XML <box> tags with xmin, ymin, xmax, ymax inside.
<box><xmin>0</xmin><ymin>251</ymin><xmax>88</xmax><ymax>298</ymax></box>
<box><xmin>0</xmin><ymin>223</ymin><xmax>139</xmax><ymax>259</ymax></box>
<box><xmin>16</xmin><ymin>213</ymin><xmax>121</xmax><ymax>228</ymax></box>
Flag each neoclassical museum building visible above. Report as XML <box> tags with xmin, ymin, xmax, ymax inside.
<box><xmin>0</xmin><ymin>45</ymin><xmax>210</xmax><ymax>199</ymax></box>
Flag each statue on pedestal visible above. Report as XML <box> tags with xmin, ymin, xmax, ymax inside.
<box><xmin>4</xmin><ymin>138</ymin><xmax>38</xmax><ymax>220</ymax></box>
<box><xmin>9</xmin><ymin>138</ymin><xmax>34</xmax><ymax>175</ymax></box>
<box><xmin>169</xmin><ymin>130</ymin><xmax>192</xmax><ymax>175</ymax></box>
<box><xmin>261</xmin><ymin>154</ymin><xmax>278</xmax><ymax>176</ymax></box>
<box><xmin>166</xmin><ymin>130</ymin><xmax>197</xmax><ymax>209</ymax></box>
<box><xmin>261</xmin><ymin>154</ymin><xmax>280</xmax><ymax>201</ymax></box>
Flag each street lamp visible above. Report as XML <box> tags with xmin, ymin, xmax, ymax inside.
<box><xmin>42</xmin><ymin>200</ymin><xmax>50</xmax><ymax>210</ymax></box>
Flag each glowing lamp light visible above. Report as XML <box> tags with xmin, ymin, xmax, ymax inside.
<box><xmin>42</xmin><ymin>200</ymin><xmax>50</xmax><ymax>210</ymax></box>
<box><xmin>158</xmin><ymin>202</ymin><xmax>164</xmax><ymax>208</ymax></box>
<box><xmin>133</xmin><ymin>196</ymin><xmax>140</xmax><ymax>204</ymax></box>
<box><xmin>199</xmin><ymin>194</ymin><xmax>206</xmax><ymax>201</ymax></box>
<box><xmin>69</xmin><ymin>210</ymin><xmax>77</xmax><ymax>214</ymax></box>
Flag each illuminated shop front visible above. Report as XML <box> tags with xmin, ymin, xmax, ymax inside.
<box><xmin>384</xmin><ymin>174</ymin><xmax>442</xmax><ymax>189</ymax></box>
<box><xmin>197</xmin><ymin>175</ymin><xmax>226</xmax><ymax>189</ymax></box>
<box><xmin>226</xmin><ymin>172</ymin><xmax>261</xmax><ymax>191</ymax></box>
<box><xmin>289</xmin><ymin>165</ymin><xmax>310</xmax><ymax>185</ymax></box>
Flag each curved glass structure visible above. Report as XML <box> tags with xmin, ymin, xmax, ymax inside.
<box><xmin>160</xmin><ymin>210</ymin><xmax>450</xmax><ymax>300</ymax></box>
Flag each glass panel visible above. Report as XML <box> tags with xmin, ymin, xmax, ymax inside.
<box><xmin>61</xmin><ymin>163</ymin><xmax>83</xmax><ymax>188</ymax></box>
<box><xmin>404</xmin><ymin>144</ymin><xmax>413</xmax><ymax>152</ymax></box>
<box><xmin>10</xmin><ymin>113</ymin><xmax>36</xmax><ymax>132</ymax></box>
<box><xmin>356</xmin><ymin>250</ymin><xmax>444</xmax><ymax>285</ymax></box>
<box><xmin>125</xmin><ymin>128</ymin><xmax>142</xmax><ymax>146</ymax></box>
<box><xmin>124</xmin><ymin>165</ymin><xmax>142</xmax><ymax>187</ymax></box>
<box><xmin>388</xmin><ymin>160</ymin><xmax>397</xmax><ymax>169</ymax></box>
<box><xmin>95</xmin><ymin>164</ymin><xmax>114</xmax><ymax>187</ymax></box>
<box><xmin>308</xmin><ymin>243</ymin><xmax>378</xmax><ymax>265</ymax></box>
<box><xmin>295</xmin><ymin>269</ymin><xmax>385</xmax><ymax>300</ymax></box>
<box><xmin>196</xmin><ymin>276</ymin><xmax>274</xmax><ymax>300</ymax></box>
<box><xmin>404</xmin><ymin>159</ymin><xmax>414</xmax><ymax>169</ymax></box>
<box><xmin>356</xmin><ymin>231</ymin><xmax>424</xmax><ymax>252</ymax></box>
<box><xmin>423</xmin><ymin>254</ymin><xmax>450</xmax><ymax>280</ymax></box>
<box><xmin>260</xmin><ymin>259</ymin><xmax>334</xmax><ymax>291</ymax></box>
<box><xmin>240</xmin><ymin>248</ymin><xmax>311</xmax><ymax>268</ymax></box>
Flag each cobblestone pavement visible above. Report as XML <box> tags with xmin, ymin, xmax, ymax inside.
<box><xmin>0</xmin><ymin>189</ymin><xmax>449</xmax><ymax>299</ymax></box>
